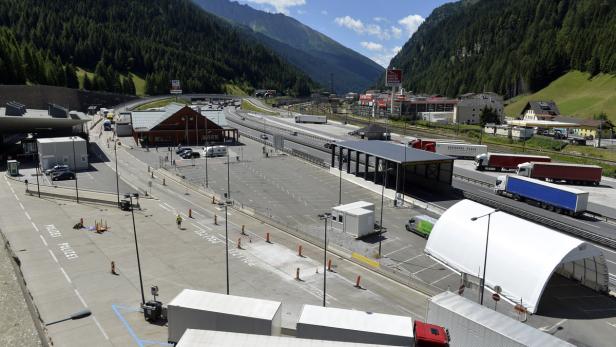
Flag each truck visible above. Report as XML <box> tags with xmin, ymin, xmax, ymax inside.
<box><xmin>405</xmin><ymin>215</ymin><xmax>437</xmax><ymax>238</ymax></box>
<box><xmin>427</xmin><ymin>291</ymin><xmax>575</xmax><ymax>347</ymax></box>
<box><xmin>167</xmin><ymin>289</ymin><xmax>282</xmax><ymax>343</ymax></box>
<box><xmin>434</xmin><ymin>143</ymin><xmax>487</xmax><ymax>158</ymax></box>
<box><xmin>495</xmin><ymin>175</ymin><xmax>588</xmax><ymax>216</ymax></box>
<box><xmin>475</xmin><ymin>153</ymin><xmax>551</xmax><ymax>171</ymax></box>
<box><xmin>517</xmin><ymin>162</ymin><xmax>602</xmax><ymax>185</ymax></box>
<box><xmin>202</xmin><ymin>145</ymin><xmax>227</xmax><ymax>157</ymax></box>
<box><xmin>295</xmin><ymin>115</ymin><xmax>327</xmax><ymax>124</ymax></box>
<box><xmin>297</xmin><ymin>304</ymin><xmax>449</xmax><ymax>347</ymax></box>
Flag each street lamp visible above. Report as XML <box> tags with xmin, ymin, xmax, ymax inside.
<box><xmin>114</xmin><ymin>141</ymin><xmax>120</xmax><ymax>206</ymax></box>
<box><xmin>318</xmin><ymin>213</ymin><xmax>332</xmax><ymax>306</ymax></box>
<box><xmin>71</xmin><ymin>136</ymin><xmax>79</xmax><ymax>203</ymax></box>
<box><xmin>223</xmin><ymin>197</ymin><xmax>232</xmax><ymax>295</ymax></box>
<box><xmin>45</xmin><ymin>309</ymin><xmax>91</xmax><ymax>326</ymax></box>
<box><xmin>378</xmin><ymin>166</ymin><xmax>393</xmax><ymax>258</ymax></box>
<box><xmin>125</xmin><ymin>193</ymin><xmax>146</xmax><ymax>306</ymax></box>
<box><xmin>201</xmin><ymin>106</ymin><xmax>209</xmax><ymax>188</ymax></box>
<box><xmin>338</xmin><ymin>162</ymin><xmax>342</xmax><ymax>205</ymax></box>
<box><xmin>471</xmin><ymin>209</ymin><xmax>499</xmax><ymax>305</ymax></box>
<box><xmin>226</xmin><ymin>148</ymin><xmax>231</xmax><ymax>198</ymax></box>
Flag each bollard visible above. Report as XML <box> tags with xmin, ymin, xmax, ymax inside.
<box><xmin>80</xmin><ymin>218</ymin><xmax>84</xmax><ymax>226</ymax></box>
<box><xmin>214</xmin><ymin>215</ymin><xmax>218</xmax><ymax>225</ymax></box>
<box><xmin>241</xmin><ymin>225</ymin><xmax>246</xmax><ymax>235</ymax></box>
<box><xmin>354</xmin><ymin>275</ymin><xmax>362</xmax><ymax>288</ymax></box>
<box><xmin>237</xmin><ymin>238</ymin><xmax>242</xmax><ymax>249</ymax></box>
<box><xmin>266</xmin><ymin>232</ymin><xmax>271</xmax><ymax>243</ymax></box>
<box><xmin>148</xmin><ymin>166</ymin><xmax>150</xmax><ymax>172</ymax></box>
<box><xmin>111</xmin><ymin>261</ymin><xmax>117</xmax><ymax>275</ymax></box>
<box><xmin>189</xmin><ymin>208</ymin><xmax>192</xmax><ymax>218</ymax></box>
<box><xmin>163</xmin><ymin>178</ymin><xmax>166</xmax><ymax>186</ymax></box>
<box><xmin>298</xmin><ymin>245</ymin><xmax>303</xmax><ymax>257</ymax></box>
<box><xmin>151</xmin><ymin>171</ymin><xmax>154</xmax><ymax>178</ymax></box>
<box><xmin>212</xmin><ymin>196</ymin><xmax>216</xmax><ymax>204</ymax></box>
<box><xmin>295</xmin><ymin>267</ymin><xmax>300</xmax><ymax>281</ymax></box>
<box><xmin>327</xmin><ymin>259</ymin><xmax>332</xmax><ymax>272</ymax></box>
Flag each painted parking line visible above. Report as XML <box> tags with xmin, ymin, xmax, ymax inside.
<box><xmin>74</xmin><ymin>289</ymin><xmax>88</xmax><ymax>307</ymax></box>
<box><xmin>412</xmin><ymin>262</ymin><xmax>440</xmax><ymax>276</ymax></box>
<box><xmin>397</xmin><ymin>254</ymin><xmax>424</xmax><ymax>265</ymax></box>
<box><xmin>39</xmin><ymin>235</ymin><xmax>48</xmax><ymax>246</ymax></box>
<box><xmin>59</xmin><ymin>267</ymin><xmax>72</xmax><ymax>283</ymax></box>
<box><xmin>48</xmin><ymin>249</ymin><xmax>59</xmax><ymax>263</ymax></box>
<box><xmin>112</xmin><ymin>304</ymin><xmax>171</xmax><ymax>347</ymax></box>
<box><xmin>430</xmin><ymin>272</ymin><xmax>456</xmax><ymax>285</ymax></box>
<box><xmin>31</xmin><ymin>222</ymin><xmax>39</xmax><ymax>232</ymax></box>
<box><xmin>383</xmin><ymin>244</ymin><xmax>414</xmax><ymax>257</ymax></box>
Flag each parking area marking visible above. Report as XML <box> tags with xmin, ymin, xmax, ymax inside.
<box><xmin>383</xmin><ymin>244</ymin><xmax>414</xmax><ymax>257</ymax></box>
<box><xmin>430</xmin><ymin>272</ymin><xmax>456</xmax><ymax>285</ymax></box>
<box><xmin>412</xmin><ymin>263</ymin><xmax>439</xmax><ymax>276</ymax></box>
<box><xmin>48</xmin><ymin>249</ymin><xmax>59</xmax><ymax>263</ymax></box>
<box><xmin>31</xmin><ymin>222</ymin><xmax>39</xmax><ymax>232</ymax></box>
<box><xmin>74</xmin><ymin>289</ymin><xmax>88</xmax><ymax>307</ymax></box>
<box><xmin>19</xmin><ymin>202</ymin><xmax>24</xmax><ymax>210</ymax></box>
<box><xmin>39</xmin><ymin>235</ymin><xmax>48</xmax><ymax>246</ymax></box>
<box><xmin>397</xmin><ymin>254</ymin><xmax>424</xmax><ymax>265</ymax></box>
<box><xmin>60</xmin><ymin>267</ymin><xmax>72</xmax><ymax>283</ymax></box>
<box><xmin>92</xmin><ymin>316</ymin><xmax>110</xmax><ymax>341</ymax></box>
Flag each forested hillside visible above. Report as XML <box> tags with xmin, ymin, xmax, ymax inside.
<box><xmin>389</xmin><ymin>0</ymin><xmax>616</xmax><ymax>98</ymax></box>
<box><xmin>0</xmin><ymin>0</ymin><xmax>314</xmax><ymax>95</ymax></box>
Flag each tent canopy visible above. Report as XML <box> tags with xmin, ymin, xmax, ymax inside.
<box><xmin>425</xmin><ymin>200</ymin><xmax>607</xmax><ymax>313</ymax></box>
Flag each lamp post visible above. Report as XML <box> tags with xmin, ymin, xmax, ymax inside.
<box><xmin>114</xmin><ymin>141</ymin><xmax>120</xmax><ymax>206</ymax></box>
<box><xmin>471</xmin><ymin>209</ymin><xmax>499</xmax><ymax>305</ymax></box>
<box><xmin>318</xmin><ymin>213</ymin><xmax>332</xmax><ymax>306</ymax></box>
<box><xmin>378</xmin><ymin>166</ymin><xmax>393</xmax><ymax>258</ymax></box>
<box><xmin>224</xmin><ymin>198</ymin><xmax>231</xmax><ymax>295</ymax></box>
<box><xmin>71</xmin><ymin>137</ymin><xmax>79</xmax><ymax>203</ymax></box>
<box><xmin>202</xmin><ymin>106</ymin><xmax>209</xmax><ymax>188</ymax></box>
<box><xmin>226</xmin><ymin>148</ymin><xmax>230</xmax><ymax>198</ymax></box>
<box><xmin>338</xmin><ymin>162</ymin><xmax>342</xmax><ymax>205</ymax></box>
<box><xmin>126</xmin><ymin>193</ymin><xmax>146</xmax><ymax>306</ymax></box>
<box><xmin>35</xmin><ymin>142</ymin><xmax>40</xmax><ymax>198</ymax></box>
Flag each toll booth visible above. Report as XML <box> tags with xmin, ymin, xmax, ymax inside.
<box><xmin>7</xmin><ymin>160</ymin><xmax>19</xmax><ymax>176</ymax></box>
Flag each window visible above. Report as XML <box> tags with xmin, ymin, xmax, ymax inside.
<box><xmin>339</xmin><ymin>215</ymin><xmax>343</xmax><ymax>223</ymax></box>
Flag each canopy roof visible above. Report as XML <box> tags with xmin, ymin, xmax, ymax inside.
<box><xmin>425</xmin><ymin>200</ymin><xmax>606</xmax><ymax>313</ymax></box>
<box><xmin>335</xmin><ymin>140</ymin><xmax>452</xmax><ymax>164</ymax></box>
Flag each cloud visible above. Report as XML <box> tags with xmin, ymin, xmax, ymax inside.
<box><xmin>296</xmin><ymin>9</ymin><xmax>306</xmax><ymax>15</ymax></box>
<box><xmin>321</xmin><ymin>10</ymin><xmax>328</xmax><ymax>15</ymax></box>
<box><xmin>335</xmin><ymin>16</ymin><xmax>390</xmax><ymax>40</ymax></box>
<box><xmin>373</xmin><ymin>17</ymin><xmax>388</xmax><ymax>23</ymax></box>
<box><xmin>247</xmin><ymin>0</ymin><xmax>306</xmax><ymax>14</ymax></box>
<box><xmin>390</xmin><ymin>26</ymin><xmax>402</xmax><ymax>39</ymax></box>
<box><xmin>398</xmin><ymin>14</ymin><xmax>425</xmax><ymax>37</ymax></box>
<box><xmin>371</xmin><ymin>46</ymin><xmax>403</xmax><ymax>68</ymax></box>
<box><xmin>392</xmin><ymin>46</ymin><xmax>402</xmax><ymax>55</ymax></box>
<box><xmin>360</xmin><ymin>41</ymin><xmax>384</xmax><ymax>52</ymax></box>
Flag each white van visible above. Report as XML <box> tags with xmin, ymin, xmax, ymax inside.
<box><xmin>203</xmin><ymin>145</ymin><xmax>227</xmax><ymax>157</ymax></box>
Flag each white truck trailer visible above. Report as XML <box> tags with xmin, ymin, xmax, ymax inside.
<box><xmin>167</xmin><ymin>289</ymin><xmax>282</xmax><ymax>343</ymax></box>
<box><xmin>435</xmin><ymin>143</ymin><xmax>487</xmax><ymax>159</ymax></box>
<box><xmin>295</xmin><ymin>115</ymin><xmax>327</xmax><ymax>124</ymax></box>
<box><xmin>427</xmin><ymin>291</ymin><xmax>575</xmax><ymax>347</ymax></box>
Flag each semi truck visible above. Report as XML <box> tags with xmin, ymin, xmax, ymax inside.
<box><xmin>495</xmin><ymin>175</ymin><xmax>589</xmax><ymax>216</ymax></box>
<box><xmin>295</xmin><ymin>115</ymin><xmax>327</xmax><ymax>124</ymax></box>
<box><xmin>475</xmin><ymin>153</ymin><xmax>551</xmax><ymax>171</ymax></box>
<box><xmin>517</xmin><ymin>162</ymin><xmax>603</xmax><ymax>185</ymax></box>
<box><xmin>409</xmin><ymin>139</ymin><xmax>486</xmax><ymax>158</ymax></box>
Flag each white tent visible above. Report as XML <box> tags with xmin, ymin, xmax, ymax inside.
<box><xmin>425</xmin><ymin>199</ymin><xmax>608</xmax><ymax>313</ymax></box>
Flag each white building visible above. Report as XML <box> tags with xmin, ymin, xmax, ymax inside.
<box><xmin>37</xmin><ymin>136</ymin><xmax>88</xmax><ymax>170</ymax></box>
<box><xmin>331</xmin><ymin>201</ymin><xmax>375</xmax><ymax>239</ymax></box>
<box><xmin>484</xmin><ymin>124</ymin><xmax>534</xmax><ymax>140</ymax></box>
<box><xmin>453</xmin><ymin>93</ymin><xmax>504</xmax><ymax>125</ymax></box>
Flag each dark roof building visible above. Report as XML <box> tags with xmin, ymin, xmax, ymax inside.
<box><xmin>521</xmin><ymin>101</ymin><xmax>560</xmax><ymax>120</ymax></box>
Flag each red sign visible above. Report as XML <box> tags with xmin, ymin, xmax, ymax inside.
<box><xmin>386</xmin><ymin>69</ymin><xmax>402</xmax><ymax>87</ymax></box>
<box><xmin>492</xmin><ymin>293</ymin><xmax>500</xmax><ymax>302</ymax></box>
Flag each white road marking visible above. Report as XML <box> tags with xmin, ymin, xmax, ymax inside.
<box><xmin>92</xmin><ymin>315</ymin><xmax>110</xmax><ymax>340</ymax></box>
<box><xmin>383</xmin><ymin>244</ymin><xmax>415</xmax><ymax>257</ymax></box>
<box><xmin>606</xmin><ymin>259</ymin><xmax>616</xmax><ymax>265</ymax></box>
<box><xmin>39</xmin><ymin>235</ymin><xmax>48</xmax><ymax>247</ymax></box>
<box><xmin>413</xmin><ymin>262</ymin><xmax>439</xmax><ymax>276</ymax></box>
<box><xmin>18</xmin><ymin>202</ymin><xmax>24</xmax><ymax>210</ymax></box>
<box><xmin>14</xmin><ymin>193</ymin><xmax>19</xmax><ymax>201</ymax></box>
<box><xmin>398</xmin><ymin>254</ymin><xmax>424</xmax><ymax>265</ymax></box>
<box><xmin>540</xmin><ymin>319</ymin><xmax>568</xmax><ymax>332</ymax></box>
<box><xmin>31</xmin><ymin>222</ymin><xmax>39</xmax><ymax>232</ymax></box>
<box><xmin>607</xmin><ymin>321</ymin><xmax>616</xmax><ymax>329</ymax></box>
<box><xmin>60</xmin><ymin>267</ymin><xmax>72</xmax><ymax>283</ymax></box>
<box><xmin>24</xmin><ymin>212</ymin><xmax>31</xmax><ymax>220</ymax></box>
<box><xmin>48</xmin><ymin>249</ymin><xmax>58</xmax><ymax>263</ymax></box>
<box><xmin>74</xmin><ymin>289</ymin><xmax>88</xmax><ymax>307</ymax></box>
<box><xmin>430</xmin><ymin>272</ymin><xmax>456</xmax><ymax>285</ymax></box>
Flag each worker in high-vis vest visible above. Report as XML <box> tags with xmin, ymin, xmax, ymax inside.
<box><xmin>176</xmin><ymin>214</ymin><xmax>183</xmax><ymax>229</ymax></box>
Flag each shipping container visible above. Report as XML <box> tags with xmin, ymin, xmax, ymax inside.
<box><xmin>295</xmin><ymin>115</ymin><xmax>327</xmax><ymax>124</ymax></box>
<box><xmin>495</xmin><ymin>175</ymin><xmax>588</xmax><ymax>216</ymax></box>
<box><xmin>167</xmin><ymin>289</ymin><xmax>282</xmax><ymax>343</ymax></box>
<box><xmin>435</xmin><ymin>143</ymin><xmax>487</xmax><ymax>158</ymax></box>
<box><xmin>296</xmin><ymin>305</ymin><xmax>414</xmax><ymax>346</ymax></box>
<box><xmin>427</xmin><ymin>292</ymin><xmax>575</xmax><ymax>347</ymax></box>
<box><xmin>332</xmin><ymin>201</ymin><xmax>375</xmax><ymax>239</ymax></box>
<box><xmin>475</xmin><ymin>153</ymin><xmax>550</xmax><ymax>171</ymax></box>
<box><xmin>177</xmin><ymin>329</ymin><xmax>389</xmax><ymax>347</ymax></box>
<box><xmin>517</xmin><ymin>162</ymin><xmax>602</xmax><ymax>185</ymax></box>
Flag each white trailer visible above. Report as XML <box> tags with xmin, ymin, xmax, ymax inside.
<box><xmin>427</xmin><ymin>292</ymin><xmax>575</xmax><ymax>347</ymax></box>
<box><xmin>167</xmin><ymin>289</ymin><xmax>282</xmax><ymax>343</ymax></box>
<box><xmin>435</xmin><ymin>143</ymin><xmax>487</xmax><ymax>158</ymax></box>
<box><xmin>177</xmin><ymin>329</ymin><xmax>389</xmax><ymax>347</ymax></box>
<box><xmin>296</xmin><ymin>305</ymin><xmax>413</xmax><ymax>346</ymax></box>
<box><xmin>203</xmin><ymin>145</ymin><xmax>227</xmax><ymax>157</ymax></box>
<box><xmin>331</xmin><ymin>201</ymin><xmax>375</xmax><ymax>239</ymax></box>
<box><xmin>295</xmin><ymin>115</ymin><xmax>327</xmax><ymax>124</ymax></box>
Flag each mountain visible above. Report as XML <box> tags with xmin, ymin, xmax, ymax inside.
<box><xmin>194</xmin><ymin>0</ymin><xmax>384</xmax><ymax>93</ymax></box>
<box><xmin>0</xmin><ymin>0</ymin><xmax>313</xmax><ymax>95</ymax></box>
<box><xmin>389</xmin><ymin>0</ymin><xmax>616</xmax><ymax>98</ymax></box>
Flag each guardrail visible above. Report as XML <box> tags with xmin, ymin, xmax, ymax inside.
<box><xmin>463</xmin><ymin>191</ymin><xmax>616</xmax><ymax>249</ymax></box>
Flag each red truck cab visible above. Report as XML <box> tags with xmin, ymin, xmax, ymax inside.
<box><xmin>414</xmin><ymin>321</ymin><xmax>449</xmax><ymax>346</ymax></box>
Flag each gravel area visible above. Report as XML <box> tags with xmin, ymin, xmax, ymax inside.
<box><xmin>0</xmin><ymin>235</ymin><xmax>43</xmax><ymax>347</ymax></box>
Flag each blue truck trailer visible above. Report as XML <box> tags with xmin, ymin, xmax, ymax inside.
<box><xmin>495</xmin><ymin>175</ymin><xmax>588</xmax><ymax>216</ymax></box>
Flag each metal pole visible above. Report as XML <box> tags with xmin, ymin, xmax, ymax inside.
<box><xmin>480</xmin><ymin>213</ymin><xmax>492</xmax><ymax>305</ymax></box>
<box><xmin>225</xmin><ymin>203</ymin><xmax>229</xmax><ymax>295</ymax></box>
<box><xmin>378</xmin><ymin>166</ymin><xmax>388</xmax><ymax>258</ymax></box>
<box><xmin>115</xmin><ymin>142</ymin><xmax>120</xmax><ymax>206</ymax></box>
<box><xmin>323</xmin><ymin>217</ymin><xmax>327</xmax><ymax>307</ymax></box>
<box><xmin>204</xmin><ymin>108</ymin><xmax>209</xmax><ymax>188</ymax></box>
<box><xmin>72</xmin><ymin>137</ymin><xmax>79</xmax><ymax>203</ymax></box>
<box><xmin>35</xmin><ymin>150</ymin><xmax>40</xmax><ymax>198</ymax></box>
<box><xmin>130</xmin><ymin>195</ymin><xmax>146</xmax><ymax>306</ymax></box>
<box><xmin>402</xmin><ymin>122</ymin><xmax>406</xmax><ymax>205</ymax></box>
<box><xmin>338</xmin><ymin>165</ymin><xmax>342</xmax><ymax>205</ymax></box>
<box><xmin>227</xmin><ymin>149</ymin><xmax>230</xmax><ymax>198</ymax></box>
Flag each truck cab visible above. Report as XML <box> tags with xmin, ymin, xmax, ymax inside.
<box><xmin>474</xmin><ymin>153</ymin><xmax>488</xmax><ymax>170</ymax></box>
<box><xmin>516</xmin><ymin>163</ymin><xmax>531</xmax><ymax>177</ymax></box>
<box><xmin>494</xmin><ymin>175</ymin><xmax>506</xmax><ymax>194</ymax></box>
<box><xmin>413</xmin><ymin>321</ymin><xmax>449</xmax><ymax>346</ymax></box>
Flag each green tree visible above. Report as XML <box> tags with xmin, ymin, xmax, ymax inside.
<box><xmin>65</xmin><ymin>64</ymin><xmax>79</xmax><ymax>89</ymax></box>
<box><xmin>480</xmin><ymin>106</ymin><xmax>500</xmax><ymax>126</ymax></box>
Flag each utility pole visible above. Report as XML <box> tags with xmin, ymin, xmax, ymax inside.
<box><xmin>71</xmin><ymin>137</ymin><xmax>79</xmax><ymax>203</ymax></box>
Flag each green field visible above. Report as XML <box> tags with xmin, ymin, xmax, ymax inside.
<box><xmin>505</xmin><ymin>70</ymin><xmax>616</xmax><ymax>121</ymax></box>
<box><xmin>76</xmin><ymin>67</ymin><xmax>146</xmax><ymax>96</ymax></box>
<box><xmin>223</xmin><ymin>84</ymin><xmax>248</xmax><ymax>97</ymax></box>
<box><xmin>134</xmin><ymin>97</ymin><xmax>190</xmax><ymax>110</ymax></box>
<box><xmin>241</xmin><ymin>100</ymin><xmax>279</xmax><ymax>115</ymax></box>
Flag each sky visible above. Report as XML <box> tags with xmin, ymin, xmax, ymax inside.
<box><xmin>235</xmin><ymin>0</ymin><xmax>455</xmax><ymax>68</ymax></box>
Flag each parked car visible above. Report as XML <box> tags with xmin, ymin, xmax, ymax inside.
<box><xmin>51</xmin><ymin>171</ymin><xmax>76</xmax><ymax>181</ymax></box>
<box><xmin>175</xmin><ymin>146</ymin><xmax>187</xmax><ymax>154</ymax></box>
<box><xmin>45</xmin><ymin>164</ymin><xmax>70</xmax><ymax>176</ymax></box>
<box><xmin>178</xmin><ymin>148</ymin><xmax>193</xmax><ymax>156</ymax></box>
<box><xmin>181</xmin><ymin>151</ymin><xmax>200</xmax><ymax>159</ymax></box>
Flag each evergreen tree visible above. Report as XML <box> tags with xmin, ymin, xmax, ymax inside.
<box><xmin>83</xmin><ymin>74</ymin><xmax>92</xmax><ymax>90</ymax></box>
<box><xmin>65</xmin><ymin>64</ymin><xmax>79</xmax><ymax>89</ymax></box>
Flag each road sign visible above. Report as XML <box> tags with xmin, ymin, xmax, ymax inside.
<box><xmin>385</xmin><ymin>69</ymin><xmax>402</xmax><ymax>87</ymax></box>
<box><xmin>492</xmin><ymin>293</ymin><xmax>500</xmax><ymax>302</ymax></box>
<box><xmin>170</xmin><ymin>80</ymin><xmax>182</xmax><ymax>94</ymax></box>
<box><xmin>514</xmin><ymin>303</ymin><xmax>527</xmax><ymax>313</ymax></box>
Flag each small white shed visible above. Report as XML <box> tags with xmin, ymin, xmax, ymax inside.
<box><xmin>37</xmin><ymin>136</ymin><xmax>88</xmax><ymax>171</ymax></box>
<box><xmin>332</xmin><ymin>201</ymin><xmax>375</xmax><ymax>238</ymax></box>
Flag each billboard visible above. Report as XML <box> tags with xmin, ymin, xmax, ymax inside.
<box><xmin>385</xmin><ymin>69</ymin><xmax>402</xmax><ymax>87</ymax></box>
<box><xmin>170</xmin><ymin>80</ymin><xmax>182</xmax><ymax>94</ymax></box>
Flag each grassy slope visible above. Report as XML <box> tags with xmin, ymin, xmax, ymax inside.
<box><xmin>134</xmin><ymin>97</ymin><xmax>191</xmax><ymax>110</ymax></box>
<box><xmin>505</xmin><ymin>71</ymin><xmax>616</xmax><ymax>121</ymax></box>
<box><xmin>76</xmin><ymin>67</ymin><xmax>146</xmax><ymax>96</ymax></box>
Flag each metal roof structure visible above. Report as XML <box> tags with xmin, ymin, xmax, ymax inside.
<box><xmin>0</xmin><ymin>106</ymin><xmax>90</xmax><ymax>133</ymax></box>
<box><xmin>131</xmin><ymin>103</ymin><xmax>185</xmax><ymax>131</ymax></box>
<box><xmin>429</xmin><ymin>292</ymin><xmax>576</xmax><ymax>347</ymax></box>
<box><xmin>201</xmin><ymin>110</ymin><xmax>228</xmax><ymax>127</ymax></box>
<box><xmin>168</xmin><ymin>289</ymin><xmax>281</xmax><ymax>321</ymax></box>
<box><xmin>425</xmin><ymin>200</ymin><xmax>608</xmax><ymax>313</ymax></box>
<box><xmin>335</xmin><ymin>140</ymin><xmax>452</xmax><ymax>164</ymax></box>
<box><xmin>297</xmin><ymin>305</ymin><xmax>413</xmax><ymax>338</ymax></box>
<box><xmin>177</xmin><ymin>329</ymin><xmax>389</xmax><ymax>347</ymax></box>
<box><xmin>37</xmin><ymin>136</ymin><xmax>86</xmax><ymax>144</ymax></box>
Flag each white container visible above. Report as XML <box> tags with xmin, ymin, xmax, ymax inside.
<box><xmin>294</xmin><ymin>115</ymin><xmax>327</xmax><ymax>124</ymax></box>
<box><xmin>177</xmin><ymin>329</ymin><xmax>390</xmax><ymax>347</ymax></box>
<box><xmin>203</xmin><ymin>145</ymin><xmax>227</xmax><ymax>157</ymax></box>
<box><xmin>332</xmin><ymin>201</ymin><xmax>375</xmax><ymax>238</ymax></box>
<box><xmin>427</xmin><ymin>292</ymin><xmax>575</xmax><ymax>347</ymax></box>
<box><xmin>167</xmin><ymin>289</ymin><xmax>282</xmax><ymax>343</ymax></box>
<box><xmin>37</xmin><ymin>136</ymin><xmax>88</xmax><ymax>171</ymax></box>
<box><xmin>435</xmin><ymin>143</ymin><xmax>487</xmax><ymax>158</ymax></box>
<box><xmin>296</xmin><ymin>305</ymin><xmax>413</xmax><ymax>346</ymax></box>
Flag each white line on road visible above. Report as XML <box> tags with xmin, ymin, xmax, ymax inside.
<box><xmin>39</xmin><ymin>235</ymin><xmax>48</xmax><ymax>247</ymax></box>
<box><xmin>607</xmin><ymin>321</ymin><xmax>616</xmax><ymax>329</ymax></box>
<box><xmin>18</xmin><ymin>202</ymin><xmax>24</xmax><ymax>210</ymax></box>
<box><xmin>413</xmin><ymin>262</ymin><xmax>439</xmax><ymax>276</ymax></box>
<box><xmin>398</xmin><ymin>254</ymin><xmax>424</xmax><ymax>265</ymax></box>
<box><xmin>14</xmin><ymin>193</ymin><xmax>19</xmax><ymax>201</ymax></box>
<box><xmin>92</xmin><ymin>316</ymin><xmax>110</xmax><ymax>340</ymax></box>
<box><xmin>606</xmin><ymin>259</ymin><xmax>616</xmax><ymax>265</ymax></box>
<box><xmin>31</xmin><ymin>222</ymin><xmax>39</xmax><ymax>232</ymax></box>
<box><xmin>430</xmin><ymin>272</ymin><xmax>456</xmax><ymax>285</ymax></box>
<box><xmin>48</xmin><ymin>249</ymin><xmax>58</xmax><ymax>263</ymax></box>
<box><xmin>384</xmin><ymin>244</ymin><xmax>414</xmax><ymax>257</ymax></box>
<box><xmin>24</xmin><ymin>212</ymin><xmax>31</xmax><ymax>220</ymax></box>
<box><xmin>60</xmin><ymin>267</ymin><xmax>72</xmax><ymax>283</ymax></box>
<box><xmin>74</xmin><ymin>289</ymin><xmax>88</xmax><ymax>307</ymax></box>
